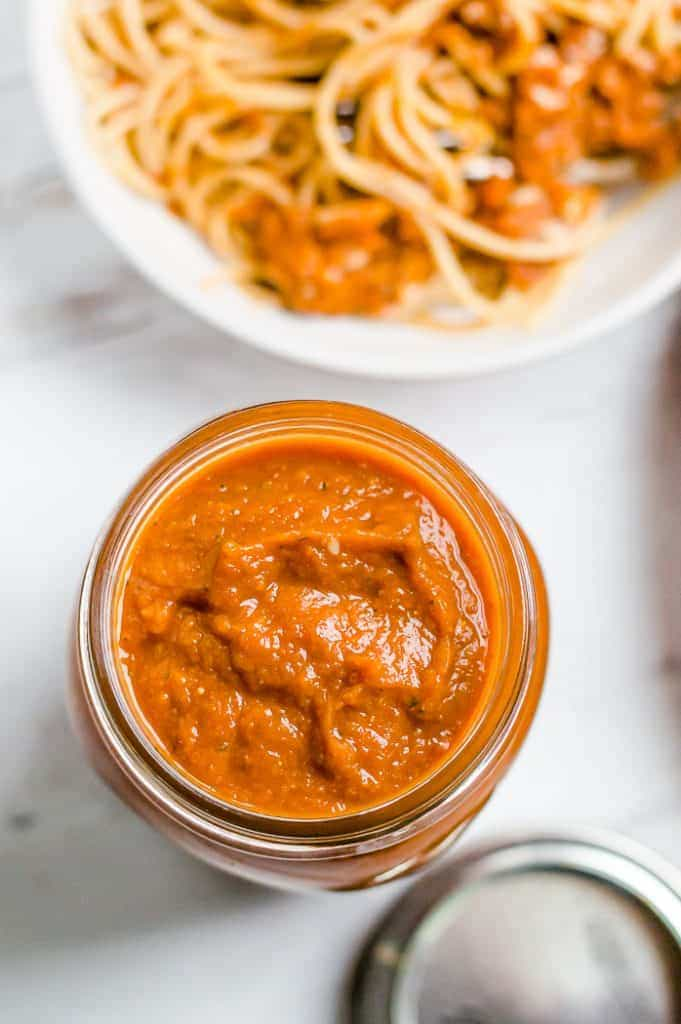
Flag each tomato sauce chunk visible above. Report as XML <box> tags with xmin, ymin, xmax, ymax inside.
<box><xmin>119</xmin><ymin>440</ymin><xmax>498</xmax><ymax>817</ymax></box>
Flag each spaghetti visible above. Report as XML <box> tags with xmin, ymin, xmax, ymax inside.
<box><xmin>68</xmin><ymin>0</ymin><xmax>681</xmax><ymax>326</ymax></box>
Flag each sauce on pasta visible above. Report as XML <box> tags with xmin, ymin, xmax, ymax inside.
<box><xmin>68</xmin><ymin>0</ymin><xmax>681</xmax><ymax>325</ymax></box>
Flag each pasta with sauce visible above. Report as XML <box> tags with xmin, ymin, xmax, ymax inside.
<box><xmin>68</xmin><ymin>0</ymin><xmax>681</xmax><ymax>326</ymax></box>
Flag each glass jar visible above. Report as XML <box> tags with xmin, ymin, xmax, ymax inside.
<box><xmin>71</xmin><ymin>401</ymin><xmax>548</xmax><ymax>891</ymax></box>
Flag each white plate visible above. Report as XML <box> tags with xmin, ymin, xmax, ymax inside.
<box><xmin>29</xmin><ymin>0</ymin><xmax>681</xmax><ymax>379</ymax></box>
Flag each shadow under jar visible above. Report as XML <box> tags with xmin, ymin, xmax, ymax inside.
<box><xmin>71</xmin><ymin>401</ymin><xmax>548</xmax><ymax>891</ymax></box>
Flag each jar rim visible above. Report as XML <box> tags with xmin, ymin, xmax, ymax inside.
<box><xmin>77</xmin><ymin>401</ymin><xmax>543</xmax><ymax>857</ymax></box>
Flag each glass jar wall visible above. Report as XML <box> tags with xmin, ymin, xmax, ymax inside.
<box><xmin>71</xmin><ymin>402</ymin><xmax>548</xmax><ymax>890</ymax></box>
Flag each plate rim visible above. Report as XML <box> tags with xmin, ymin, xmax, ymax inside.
<box><xmin>27</xmin><ymin>0</ymin><xmax>681</xmax><ymax>380</ymax></box>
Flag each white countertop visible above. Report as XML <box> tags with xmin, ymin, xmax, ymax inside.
<box><xmin>3</xmin><ymin>8</ymin><xmax>681</xmax><ymax>1021</ymax></box>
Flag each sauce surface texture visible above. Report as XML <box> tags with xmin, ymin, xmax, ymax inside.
<box><xmin>119</xmin><ymin>441</ymin><xmax>496</xmax><ymax>817</ymax></box>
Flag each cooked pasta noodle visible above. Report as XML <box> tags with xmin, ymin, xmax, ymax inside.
<box><xmin>68</xmin><ymin>0</ymin><xmax>681</xmax><ymax>326</ymax></box>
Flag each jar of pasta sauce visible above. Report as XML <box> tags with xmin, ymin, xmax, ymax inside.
<box><xmin>71</xmin><ymin>402</ymin><xmax>548</xmax><ymax>890</ymax></box>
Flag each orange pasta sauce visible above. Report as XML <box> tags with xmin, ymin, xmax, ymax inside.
<box><xmin>118</xmin><ymin>437</ymin><xmax>501</xmax><ymax>818</ymax></box>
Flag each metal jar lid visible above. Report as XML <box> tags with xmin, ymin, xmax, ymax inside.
<box><xmin>352</xmin><ymin>829</ymin><xmax>681</xmax><ymax>1024</ymax></box>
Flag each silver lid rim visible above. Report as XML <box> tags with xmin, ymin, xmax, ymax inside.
<box><xmin>352</xmin><ymin>826</ymin><xmax>681</xmax><ymax>1024</ymax></box>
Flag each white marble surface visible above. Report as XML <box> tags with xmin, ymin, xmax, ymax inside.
<box><xmin>3</xmin><ymin>7</ymin><xmax>681</xmax><ymax>1021</ymax></box>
